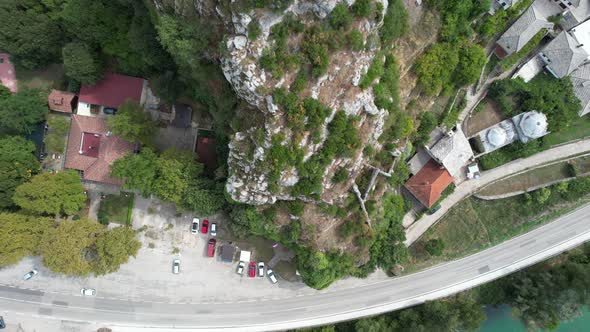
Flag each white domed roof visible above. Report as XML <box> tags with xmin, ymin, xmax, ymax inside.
<box><xmin>520</xmin><ymin>111</ymin><xmax>548</xmax><ymax>138</ymax></box>
<box><xmin>486</xmin><ymin>127</ymin><xmax>507</xmax><ymax>147</ymax></box>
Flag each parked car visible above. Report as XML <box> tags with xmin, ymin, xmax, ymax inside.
<box><xmin>210</xmin><ymin>223</ymin><xmax>217</xmax><ymax>237</ymax></box>
<box><xmin>207</xmin><ymin>238</ymin><xmax>217</xmax><ymax>257</ymax></box>
<box><xmin>267</xmin><ymin>268</ymin><xmax>278</xmax><ymax>284</ymax></box>
<box><xmin>427</xmin><ymin>204</ymin><xmax>442</xmax><ymax>215</ymax></box>
<box><xmin>80</xmin><ymin>288</ymin><xmax>96</xmax><ymax>296</ymax></box>
<box><xmin>23</xmin><ymin>269</ymin><xmax>38</xmax><ymax>281</ymax></box>
<box><xmin>103</xmin><ymin>107</ymin><xmax>117</xmax><ymax>115</ymax></box>
<box><xmin>0</xmin><ymin>316</ymin><xmax>5</xmax><ymax>329</ymax></box>
<box><xmin>172</xmin><ymin>259</ymin><xmax>180</xmax><ymax>274</ymax></box>
<box><xmin>258</xmin><ymin>262</ymin><xmax>265</xmax><ymax>277</ymax></box>
<box><xmin>236</xmin><ymin>261</ymin><xmax>246</xmax><ymax>275</ymax></box>
<box><xmin>191</xmin><ymin>218</ymin><xmax>199</xmax><ymax>234</ymax></box>
<box><xmin>248</xmin><ymin>262</ymin><xmax>256</xmax><ymax>278</ymax></box>
<box><xmin>201</xmin><ymin>219</ymin><xmax>209</xmax><ymax>234</ymax></box>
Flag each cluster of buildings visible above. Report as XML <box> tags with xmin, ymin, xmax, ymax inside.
<box><xmin>495</xmin><ymin>0</ymin><xmax>590</xmax><ymax>116</ymax></box>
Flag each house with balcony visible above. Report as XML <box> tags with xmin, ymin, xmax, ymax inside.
<box><xmin>77</xmin><ymin>73</ymin><xmax>147</xmax><ymax>117</ymax></box>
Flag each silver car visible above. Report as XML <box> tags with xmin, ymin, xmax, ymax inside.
<box><xmin>173</xmin><ymin>259</ymin><xmax>180</xmax><ymax>274</ymax></box>
<box><xmin>210</xmin><ymin>223</ymin><xmax>217</xmax><ymax>237</ymax></box>
<box><xmin>23</xmin><ymin>269</ymin><xmax>38</xmax><ymax>281</ymax></box>
<box><xmin>236</xmin><ymin>261</ymin><xmax>245</xmax><ymax>275</ymax></box>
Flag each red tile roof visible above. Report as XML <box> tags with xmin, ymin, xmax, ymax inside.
<box><xmin>48</xmin><ymin>89</ymin><xmax>77</xmax><ymax>113</ymax></box>
<box><xmin>78</xmin><ymin>73</ymin><xmax>144</xmax><ymax>108</ymax></box>
<box><xmin>404</xmin><ymin>159</ymin><xmax>454</xmax><ymax>208</ymax></box>
<box><xmin>64</xmin><ymin>115</ymin><xmax>133</xmax><ymax>184</ymax></box>
<box><xmin>0</xmin><ymin>53</ymin><xmax>17</xmax><ymax>93</ymax></box>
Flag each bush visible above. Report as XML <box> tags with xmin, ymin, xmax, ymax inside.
<box><xmin>301</xmin><ymin>26</ymin><xmax>331</xmax><ymax>77</ymax></box>
<box><xmin>248</xmin><ymin>19</ymin><xmax>262</xmax><ymax>40</ymax></box>
<box><xmin>352</xmin><ymin>0</ymin><xmax>372</xmax><ymax>17</ymax></box>
<box><xmin>329</xmin><ymin>3</ymin><xmax>353</xmax><ymax>30</ymax></box>
<box><xmin>287</xmin><ymin>200</ymin><xmax>306</xmax><ymax>217</ymax></box>
<box><xmin>425</xmin><ymin>238</ymin><xmax>445</xmax><ymax>256</ymax></box>
<box><xmin>332</xmin><ymin>168</ymin><xmax>349</xmax><ymax>183</ymax></box>
<box><xmin>379</xmin><ymin>0</ymin><xmax>408</xmax><ymax>45</ymax></box>
<box><xmin>290</xmin><ymin>69</ymin><xmax>308</xmax><ymax>93</ymax></box>
<box><xmin>414</xmin><ymin>111</ymin><xmax>437</xmax><ymax>146</ymax></box>
<box><xmin>359</xmin><ymin>55</ymin><xmax>385</xmax><ymax>89</ymax></box>
<box><xmin>347</xmin><ymin>29</ymin><xmax>365</xmax><ymax>51</ymax></box>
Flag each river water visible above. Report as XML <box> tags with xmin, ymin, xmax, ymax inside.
<box><xmin>480</xmin><ymin>305</ymin><xmax>590</xmax><ymax>331</ymax></box>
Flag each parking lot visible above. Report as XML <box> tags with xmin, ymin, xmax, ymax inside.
<box><xmin>0</xmin><ymin>196</ymin><xmax>310</xmax><ymax>305</ymax></box>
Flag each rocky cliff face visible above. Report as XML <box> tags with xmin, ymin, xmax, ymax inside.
<box><xmin>221</xmin><ymin>0</ymin><xmax>389</xmax><ymax>205</ymax></box>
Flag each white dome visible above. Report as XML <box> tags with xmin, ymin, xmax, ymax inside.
<box><xmin>486</xmin><ymin>127</ymin><xmax>507</xmax><ymax>147</ymax></box>
<box><xmin>520</xmin><ymin>111</ymin><xmax>548</xmax><ymax>138</ymax></box>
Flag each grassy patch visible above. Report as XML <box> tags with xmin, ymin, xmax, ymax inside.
<box><xmin>16</xmin><ymin>63</ymin><xmax>64</xmax><ymax>90</ymax></box>
<box><xmin>542</xmin><ymin>115</ymin><xmax>590</xmax><ymax>147</ymax></box>
<box><xmin>97</xmin><ymin>192</ymin><xmax>134</xmax><ymax>225</ymax></box>
<box><xmin>478</xmin><ymin>156</ymin><xmax>590</xmax><ymax>197</ymax></box>
<box><xmin>44</xmin><ymin>114</ymin><xmax>70</xmax><ymax>154</ymax></box>
<box><xmin>500</xmin><ymin>29</ymin><xmax>546</xmax><ymax>70</ymax></box>
<box><xmin>407</xmin><ymin>177</ymin><xmax>590</xmax><ymax>273</ymax></box>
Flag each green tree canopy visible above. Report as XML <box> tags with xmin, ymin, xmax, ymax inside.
<box><xmin>62</xmin><ymin>42</ymin><xmax>103</xmax><ymax>84</ymax></box>
<box><xmin>0</xmin><ymin>0</ymin><xmax>63</xmax><ymax>68</ymax></box>
<box><xmin>0</xmin><ymin>136</ymin><xmax>40</xmax><ymax>209</ymax></box>
<box><xmin>107</xmin><ymin>100</ymin><xmax>157</xmax><ymax>145</ymax></box>
<box><xmin>0</xmin><ymin>89</ymin><xmax>48</xmax><ymax>135</ymax></box>
<box><xmin>93</xmin><ymin>226</ymin><xmax>141</xmax><ymax>275</ymax></box>
<box><xmin>0</xmin><ymin>213</ymin><xmax>53</xmax><ymax>266</ymax></box>
<box><xmin>454</xmin><ymin>43</ymin><xmax>486</xmax><ymax>86</ymax></box>
<box><xmin>40</xmin><ymin>219</ymin><xmax>104</xmax><ymax>275</ymax></box>
<box><xmin>0</xmin><ymin>85</ymin><xmax>11</xmax><ymax>100</ymax></box>
<box><xmin>415</xmin><ymin>43</ymin><xmax>459</xmax><ymax>95</ymax></box>
<box><xmin>111</xmin><ymin>147</ymin><xmax>159</xmax><ymax>196</ymax></box>
<box><xmin>155</xmin><ymin>15</ymin><xmax>210</xmax><ymax>73</ymax></box>
<box><xmin>13</xmin><ymin>171</ymin><xmax>86</xmax><ymax>216</ymax></box>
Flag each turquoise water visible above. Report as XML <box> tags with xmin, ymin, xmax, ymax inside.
<box><xmin>480</xmin><ymin>305</ymin><xmax>590</xmax><ymax>332</ymax></box>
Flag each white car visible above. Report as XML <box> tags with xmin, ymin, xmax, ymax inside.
<box><xmin>22</xmin><ymin>269</ymin><xmax>38</xmax><ymax>281</ymax></box>
<box><xmin>81</xmin><ymin>288</ymin><xmax>96</xmax><ymax>296</ymax></box>
<box><xmin>236</xmin><ymin>261</ymin><xmax>246</xmax><ymax>275</ymax></box>
<box><xmin>267</xmin><ymin>268</ymin><xmax>278</xmax><ymax>284</ymax></box>
<box><xmin>191</xmin><ymin>218</ymin><xmax>199</xmax><ymax>234</ymax></box>
<box><xmin>258</xmin><ymin>262</ymin><xmax>265</xmax><ymax>277</ymax></box>
<box><xmin>173</xmin><ymin>259</ymin><xmax>180</xmax><ymax>274</ymax></box>
<box><xmin>210</xmin><ymin>223</ymin><xmax>217</xmax><ymax>237</ymax></box>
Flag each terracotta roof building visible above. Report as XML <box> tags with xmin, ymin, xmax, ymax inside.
<box><xmin>77</xmin><ymin>73</ymin><xmax>146</xmax><ymax>117</ymax></box>
<box><xmin>196</xmin><ymin>136</ymin><xmax>218</xmax><ymax>171</ymax></box>
<box><xmin>48</xmin><ymin>89</ymin><xmax>77</xmax><ymax>113</ymax></box>
<box><xmin>404</xmin><ymin>159</ymin><xmax>454</xmax><ymax>208</ymax></box>
<box><xmin>64</xmin><ymin>115</ymin><xmax>133</xmax><ymax>184</ymax></box>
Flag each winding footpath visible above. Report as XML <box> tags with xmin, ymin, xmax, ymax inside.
<box><xmin>405</xmin><ymin>138</ymin><xmax>590</xmax><ymax>245</ymax></box>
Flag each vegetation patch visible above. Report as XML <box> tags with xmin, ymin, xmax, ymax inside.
<box><xmin>97</xmin><ymin>193</ymin><xmax>134</xmax><ymax>225</ymax></box>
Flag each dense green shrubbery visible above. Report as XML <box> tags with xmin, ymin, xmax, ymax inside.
<box><xmin>413</xmin><ymin>111</ymin><xmax>437</xmax><ymax>146</ymax></box>
<box><xmin>267</xmin><ymin>134</ymin><xmax>304</xmax><ymax>192</ymax></box>
<box><xmin>329</xmin><ymin>3</ymin><xmax>353</xmax><ymax>30</ymax></box>
<box><xmin>379</xmin><ymin>0</ymin><xmax>409</xmax><ymax>45</ymax></box>
<box><xmin>488</xmin><ymin>75</ymin><xmax>581</xmax><ymax>132</ymax></box>
<box><xmin>260</xmin><ymin>14</ymin><xmax>304</xmax><ymax>78</ymax></box>
<box><xmin>352</xmin><ymin>0</ymin><xmax>373</xmax><ymax>17</ymax></box>
<box><xmin>359</xmin><ymin>55</ymin><xmax>385</xmax><ymax>89</ymax></box>
<box><xmin>479</xmin><ymin>140</ymin><xmax>543</xmax><ymax>170</ymax></box>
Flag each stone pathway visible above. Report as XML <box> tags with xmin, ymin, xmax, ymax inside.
<box><xmin>405</xmin><ymin>138</ymin><xmax>590</xmax><ymax>245</ymax></box>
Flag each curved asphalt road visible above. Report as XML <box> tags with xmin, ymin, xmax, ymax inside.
<box><xmin>2</xmin><ymin>204</ymin><xmax>590</xmax><ymax>331</ymax></box>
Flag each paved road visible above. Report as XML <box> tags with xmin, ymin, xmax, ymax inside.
<box><xmin>2</xmin><ymin>204</ymin><xmax>590</xmax><ymax>331</ymax></box>
<box><xmin>405</xmin><ymin>138</ymin><xmax>590</xmax><ymax>245</ymax></box>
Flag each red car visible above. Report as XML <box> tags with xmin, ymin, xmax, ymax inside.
<box><xmin>248</xmin><ymin>262</ymin><xmax>256</xmax><ymax>278</ymax></box>
<box><xmin>207</xmin><ymin>239</ymin><xmax>216</xmax><ymax>257</ymax></box>
<box><xmin>201</xmin><ymin>219</ymin><xmax>209</xmax><ymax>234</ymax></box>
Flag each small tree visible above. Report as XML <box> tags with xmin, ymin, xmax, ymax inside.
<box><xmin>13</xmin><ymin>171</ymin><xmax>86</xmax><ymax>216</ymax></box>
<box><xmin>425</xmin><ymin>238</ymin><xmax>445</xmax><ymax>256</ymax></box>
<box><xmin>329</xmin><ymin>3</ymin><xmax>353</xmax><ymax>30</ymax></box>
<box><xmin>62</xmin><ymin>42</ymin><xmax>103</xmax><ymax>84</ymax></box>
<box><xmin>107</xmin><ymin>100</ymin><xmax>157</xmax><ymax>145</ymax></box>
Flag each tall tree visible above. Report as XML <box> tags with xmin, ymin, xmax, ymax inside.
<box><xmin>0</xmin><ymin>213</ymin><xmax>52</xmax><ymax>266</ymax></box>
<box><xmin>40</xmin><ymin>219</ymin><xmax>104</xmax><ymax>275</ymax></box>
<box><xmin>111</xmin><ymin>148</ymin><xmax>159</xmax><ymax>195</ymax></box>
<box><xmin>0</xmin><ymin>0</ymin><xmax>63</xmax><ymax>69</ymax></box>
<box><xmin>13</xmin><ymin>171</ymin><xmax>86</xmax><ymax>216</ymax></box>
<box><xmin>0</xmin><ymin>89</ymin><xmax>48</xmax><ymax>135</ymax></box>
<box><xmin>415</xmin><ymin>43</ymin><xmax>459</xmax><ymax>95</ymax></box>
<box><xmin>62</xmin><ymin>42</ymin><xmax>103</xmax><ymax>84</ymax></box>
<box><xmin>0</xmin><ymin>136</ymin><xmax>40</xmax><ymax>209</ymax></box>
<box><xmin>454</xmin><ymin>43</ymin><xmax>486</xmax><ymax>86</ymax></box>
<box><xmin>107</xmin><ymin>100</ymin><xmax>157</xmax><ymax>145</ymax></box>
<box><xmin>94</xmin><ymin>226</ymin><xmax>141</xmax><ymax>275</ymax></box>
